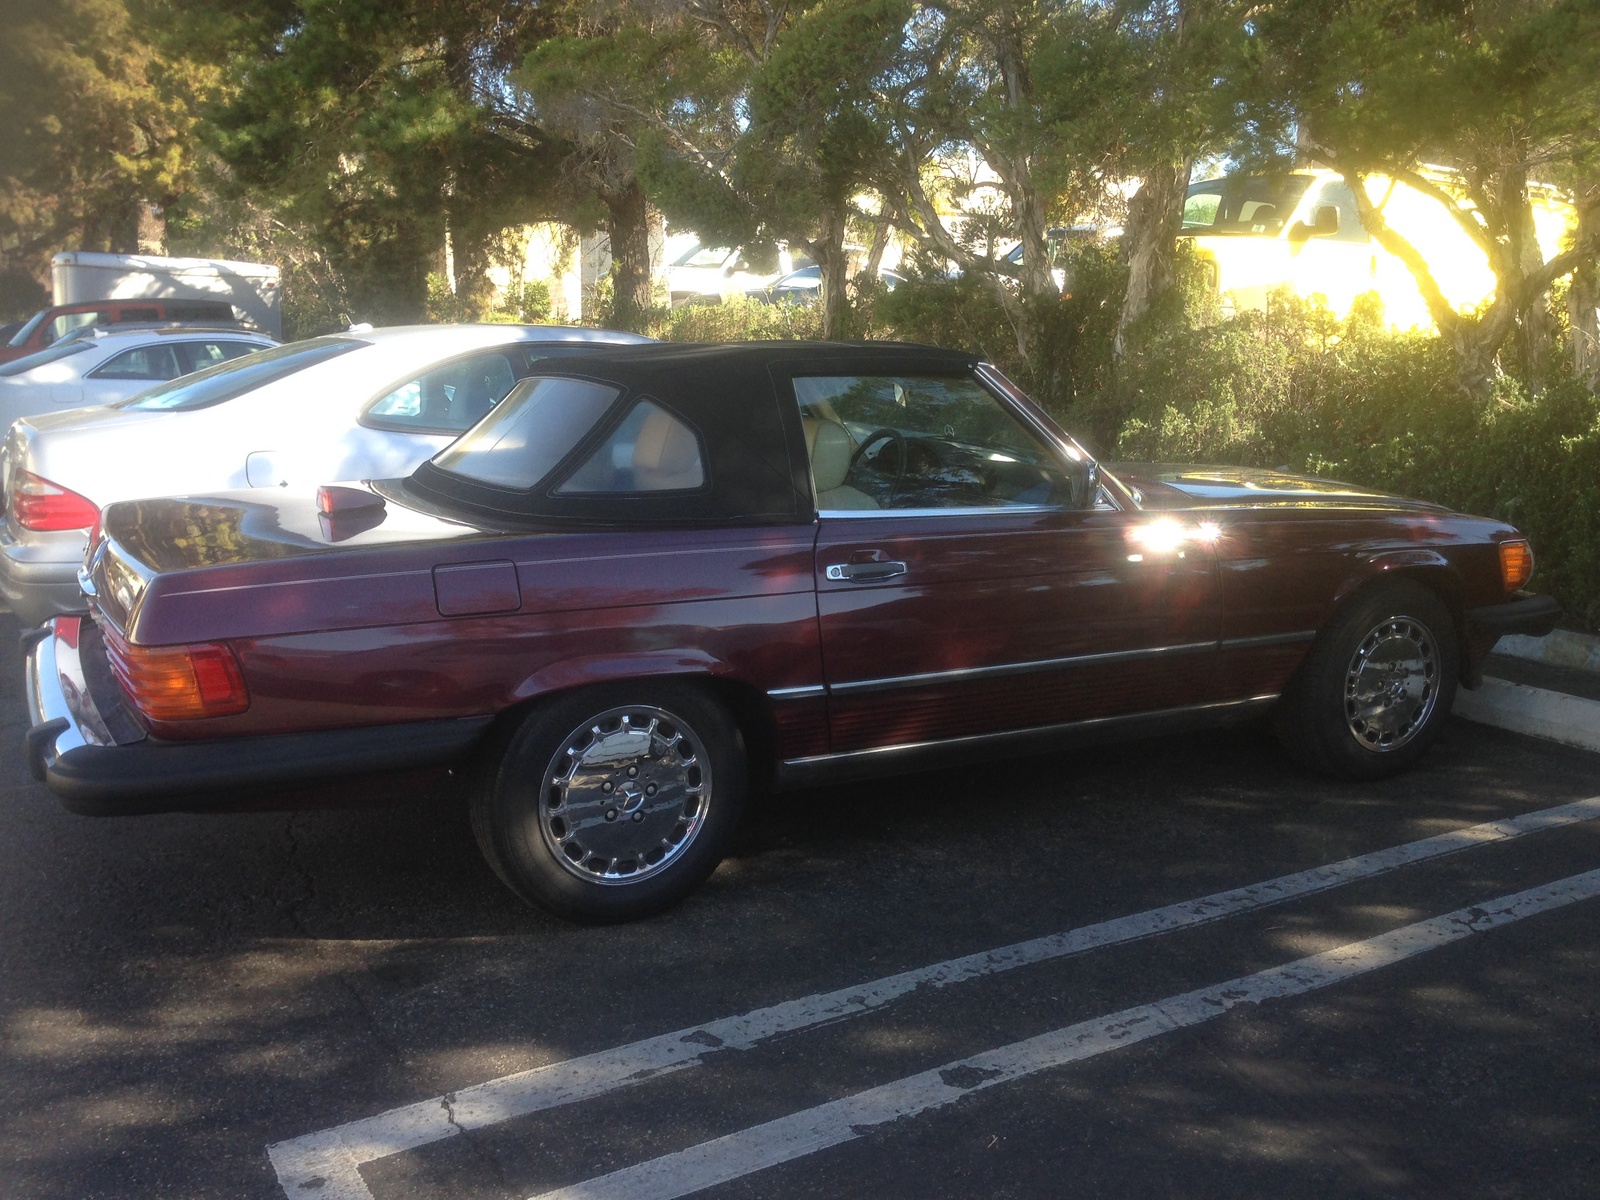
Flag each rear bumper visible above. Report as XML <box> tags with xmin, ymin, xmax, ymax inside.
<box><xmin>0</xmin><ymin>541</ymin><xmax>83</xmax><ymax>629</ymax></box>
<box><xmin>1467</xmin><ymin>592</ymin><xmax>1562</xmax><ymax>639</ymax></box>
<box><xmin>25</xmin><ymin>618</ymin><xmax>493</xmax><ymax>815</ymax></box>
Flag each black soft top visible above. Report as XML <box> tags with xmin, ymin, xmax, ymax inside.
<box><xmin>405</xmin><ymin>341</ymin><xmax>981</xmax><ymax>526</ymax></box>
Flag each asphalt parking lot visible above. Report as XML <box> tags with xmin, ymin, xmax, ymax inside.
<box><xmin>2</xmin><ymin>613</ymin><xmax>1599</xmax><ymax>1200</ymax></box>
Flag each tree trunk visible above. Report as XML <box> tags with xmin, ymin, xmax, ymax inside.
<box><xmin>136</xmin><ymin>202</ymin><xmax>166</xmax><ymax>256</ymax></box>
<box><xmin>602</xmin><ymin>178</ymin><xmax>653</xmax><ymax>332</ymax></box>
<box><xmin>1570</xmin><ymin>204</ymin><xmax>1600</xmax><ymax>392</ymax></box>
<box><xmin>861</xmin><ymin>219</ymin><xmax>891</xmax><ymax>282</ymax></box>
<box><xmin>813</xmin><ymin>204</ymin><xmax>850</xmax><ymax>340</ymax></box>
<box><xmin>1501</xmin><ymin>170</ymin><xmax>1554</xmax><ymax>391</ymax></box>
<box><xmin>1115</xmin><ymin>160</ymin><xmax>1192</xmax><ymax>359</ymax></box>
<box><xmin>449</xmin><ymin>228</ymin><xmax>494</xmax><ymax>322</ymax></box>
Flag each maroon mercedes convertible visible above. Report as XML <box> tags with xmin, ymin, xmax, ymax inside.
<box><xmin>24</xmin><ymin>342</ymin><xmax>1557</xmax><ymax>920</ymax></box>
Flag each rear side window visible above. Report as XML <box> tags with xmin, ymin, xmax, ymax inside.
<box><xmin>89</xmin><ymin>344</ymin><xmax>185</xmax><ymax>381</ymax></box>
<box><xmin>555</xmin><ymin>401</ymin><xmax>705</xmax><ymax>493</ymax></box>
<box><xmin>0</xmin><ymin>342</ymin><xmax>94</xmax><ymax>376</ymax></box>
<box><xmin>177</xmin><ymin>340</ymin><xmax>263</xmax><ymax>373</ymax></box>
<box><xmin>115</xmin><ymin>337</ymin><xmax>361</xmax><ymax>412</ymax></box>
<box><xmin>432</xmin><ymin>376</ymin><xmax>621</xmax><ymax>488</ymax></box>
<box><xmin>365</xmin><ymin>350</ymin><xmax>522</xmax><ymax>433</ymax></box>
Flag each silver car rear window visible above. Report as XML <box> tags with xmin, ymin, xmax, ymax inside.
<box><xmin>0</xmin><ymin>342</ymin><xmax>94</xmax><ymax>376</ymax></box>
<box><xmin>114</xmin><ymin>337</ymin><xmax>361</xmax><ymax>412</ymax></box>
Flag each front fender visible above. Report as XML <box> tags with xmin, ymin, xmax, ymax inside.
<box><xmin>1329</xmin><ymin>549</ymin><xmax>1455</xmax><ymax>610</ymax></box>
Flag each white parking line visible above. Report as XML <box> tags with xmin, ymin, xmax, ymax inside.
<box><xmin>533</xmin><ymin>867</ymin><xmax>1600</xmax><ymax>1200</ymax></box>
<box><xmin>267</xmin><ymin>796</ymin><xmax>1600</xmax><ymax>1199</ymax></box>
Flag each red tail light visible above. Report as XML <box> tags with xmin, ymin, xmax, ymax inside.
<box><xmin>102</xmin><ymin>626</ymin><xmax>250</xmax><ymax>721</ymax></box>
<box><xmin>10</xmin><ymin>470</ymin><xmax>100</xmax><ymax>532</ymax></box>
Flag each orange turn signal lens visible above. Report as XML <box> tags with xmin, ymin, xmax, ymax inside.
<box><xmin>103</xmin><ymin>630</ymin><xmax>249</xmax><ymax>721</ymax></box>
<box><xmin>1498</xmin><ymin>540</ymin><xmax>1533</xmax><ymax>592</ymax></box>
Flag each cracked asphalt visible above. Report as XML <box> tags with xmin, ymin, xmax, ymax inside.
<box><xmin>2</xmin><ymin>606</ymin><xmax>1599</xmax><ymax>1199</ymax></box>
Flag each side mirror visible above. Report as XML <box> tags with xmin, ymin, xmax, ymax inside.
<box><xmin>1289</xmin><ymin>205</ymin><xmax>1340</xmax><ymax>242</ymax></box>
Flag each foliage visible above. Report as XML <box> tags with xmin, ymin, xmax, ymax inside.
<box><xmin>1236</xmin><ymin>0</ymin><xmax>1600</xmax><ymax>395</ymax></box>
<box><xmin>427</xmin><ymin>274</ymin><xmax>554</xmax><ymax>325</ymax></box>
<box><xmin>0</xmin><ymin>0</ymin><xmax>208</xmax><ymax>270</ymax></box>
<box><xmin>647</xmin><ymin>295</ymin><xmax>826</xmax><ymax>343</ymax></box>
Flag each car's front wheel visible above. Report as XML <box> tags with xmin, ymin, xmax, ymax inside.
<box><xmin>1274</xmin><ymin>579</ymin><xmax>1460</xmax><ymax>780</ymax></box>
<box><xmin>471</xmin><ymin>683</ymin><xmax>746</xmax><ymax>922</ymax></box>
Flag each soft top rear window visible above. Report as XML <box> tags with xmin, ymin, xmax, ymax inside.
<box><xmin>431</xmin><ymin>375</ymin><xmax>622</xmax><ymax>489</ymax></box>
<box><xmin>0</xmin><ymin>342</ymin><xmax>94</xmax><ymax>376</ymax></box>
<box><xmin>114</xmin><ymin>337</ymin><xmax>360</xmax><ymax>412</ymax></box>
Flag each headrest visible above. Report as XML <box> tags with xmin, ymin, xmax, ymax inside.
<box><xmin>632</xmin><ymin>404</ymin><xmax>703</xmax><ymax>490</ymax></box>
<box><xmin>804</xmin><ymin>417</ymin><xmax>854</xmax><ymax>493</ymax></box>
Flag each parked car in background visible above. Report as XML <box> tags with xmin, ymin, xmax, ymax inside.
<box><xmin>0</xmin><ymin>298</ymin><xmax>249</xmax><ymax>364</ymax></box>
<box><xmin>667</xmin><ymin>241</ymin><xmax>811</xmax><ymax>305</ymax></box>
<box><xmin>0</xmin><ymin>323</ymin><xmax>651</xmax><ymax>626</ymax></box>
<box><xmin>1178</xmin><ymin>168</ymin><xmax>1575</xmax><ymax>326</ymax></box>
<box><xmin>749</xmin><ymin>265</ymin><xmax>905</xmax><ymax>304</ymax></box>
<box><xmin>23</xmin><ymin>341</ymin><xmax>1557</xmax><ymax>922</ymax></box>
<box><xmin>0</xmin><ymin>326</ymin><xmax>278</xmax><ymax>430</ymax></box>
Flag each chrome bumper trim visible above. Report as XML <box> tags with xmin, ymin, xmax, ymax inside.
<box><xmin>25</xmin><ymin>621</ymin><xmax>117</xmax><ymax>782</ymax></box>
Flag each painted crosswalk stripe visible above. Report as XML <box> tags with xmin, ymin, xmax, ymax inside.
<box><xmin>531</xmin><ymin>867</ymin><xmax>1600</xmax><ymax>1200</ymax></box>
<box><xmin>268</xmin><ymin>796</ymin><xmax>1600</xmax><ymax>1199</ymax></box>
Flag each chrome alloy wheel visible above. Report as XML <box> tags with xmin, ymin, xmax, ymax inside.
<box><xmin>1343</xmin><ymin>615</ymin><xmax>1441</xmax><ymax>752</ymax></box>
<box><xmin>538</xmin><ymin>705</ymin><xmax>711</xmax><ymax>885</ymax></box>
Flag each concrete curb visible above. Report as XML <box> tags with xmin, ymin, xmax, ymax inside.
<box><xmin>1454</xmin><ymin>678</ymin><xmax>1600</xmax><ymax>755</ymax></box>
<box><xmin>1497</xmin><ymin>628</ymin><xmax>1600</xmax><ymax>673</ymax></box>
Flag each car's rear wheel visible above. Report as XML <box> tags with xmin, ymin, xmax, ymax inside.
<box><xmin>471</xmin><ymin>683</ymin><xmax>746</xmax><ymax>922</ymax></box>
<box><xmin>1274</xmin><ymin>579</ymin><xmax>1459</xmax><ymax>780</ymax></box>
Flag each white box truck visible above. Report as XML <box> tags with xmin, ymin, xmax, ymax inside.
<box><xmin>51</xmin><ymin>252</ymin><xmax>283</xmax><ymax>338</ymax></box>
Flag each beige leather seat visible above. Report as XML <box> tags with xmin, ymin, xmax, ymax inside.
<box><xmin>803</xmin><ymin>417</ymin><xmax>879</xmax><ymax>510</ymax></box>
<box><xmin>632</xmin><ymin>404</ymin><xmax>704</xmax><ymax>490</ymax></box>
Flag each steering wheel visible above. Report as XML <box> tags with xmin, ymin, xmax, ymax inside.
<box><xmin>849</xmin><ymin>427</ymin><xmax>908</xmax><ymax>477</ymax></box>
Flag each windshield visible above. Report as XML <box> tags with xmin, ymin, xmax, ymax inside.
<box><xmin>8</xmin><ymin>311</ymin><xmax>48</xmax><ymax>348</ymax></box>
<box><xmin>0</xmin><ymin>342</ymin><xmax>94</xmax><ymax>377</ymax></box>
<box><xmin>673</xmin><ymin>244</ymin><xmax>732</xmax><ymax>268</ymax></box>
<box><xmin>431</xmin><ymin>375</ymin><xmax>622</xmax><ymax>489</ymax></box>
<box><xmin>1180</xmin><ymin>175</ymin><xmax>1315</xmax><ymax>236</ymax></box>
<box><xmin>114</xmin><ymin>337</ymin><xmax>359</xmax><ymax>412</ymax></box>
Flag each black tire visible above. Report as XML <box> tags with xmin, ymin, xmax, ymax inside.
<box><xmin>1274</xmin><ymin>579</ymin><xmax>1459</xmax><ymax>780</ymax></box>
<box><xmin>470</xmin><ymin>682</ymin><xmax>746</xmax><ymax>922</ymax></box>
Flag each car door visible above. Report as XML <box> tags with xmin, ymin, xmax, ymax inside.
<box><xmin>792</xmin><ymin>369</ymin><xmax>1221</xmax><ymax>756</ymax></box>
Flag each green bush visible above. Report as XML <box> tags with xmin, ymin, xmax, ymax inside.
<box><xmin>648</xmin><ymin>293</ymin><xmax>825</xmax><ymax>342</ymax></box>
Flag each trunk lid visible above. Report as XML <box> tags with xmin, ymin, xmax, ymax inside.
<box><xmin>90</xmin><ymin>486</ymin><xmax>493</xmax><ymax>642</ymax></box>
